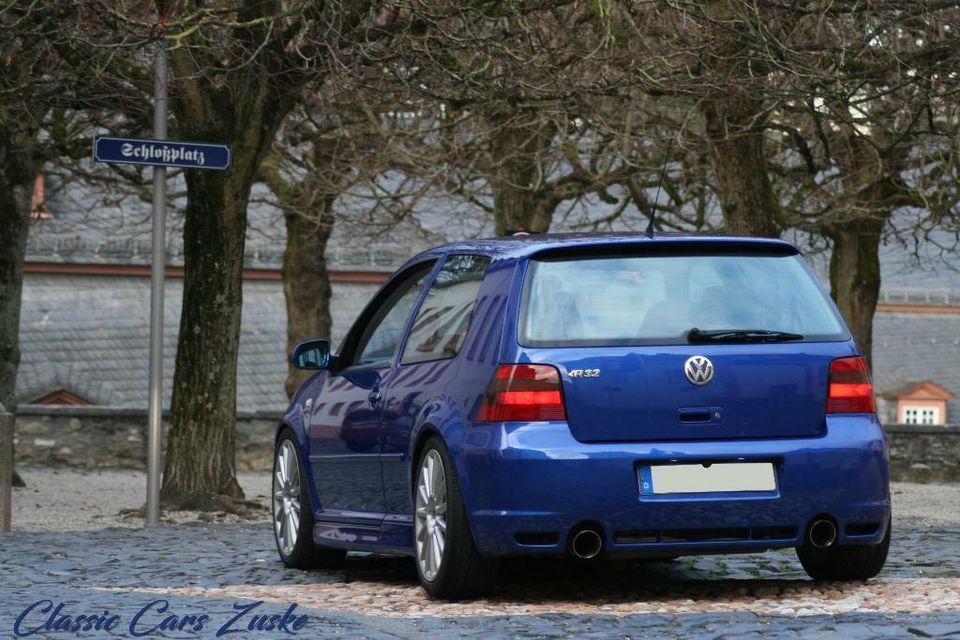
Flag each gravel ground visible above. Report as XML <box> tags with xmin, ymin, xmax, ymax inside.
<box><xmin>889</xmin><ymin>482</ymin><xmax>960</xmax><ymax>526</ymax></box>
<box><xmin>9</xmin><ymin>467</ymin><xmax>272</xmax><ymax>531</ymax></box>
<box><xmin>1</xmin><ymin>516</ymin><xmax>959</xmax><ymax>637</ymax></box>
<box><xmin>9</xmin><ymin>466</ymin><xmax>960</xmax><ymax>531</ymax></box>
<box><xmin>3</xmin><ymin>468</ymin><xmax>960</xmax><ymax>637</ymax></box>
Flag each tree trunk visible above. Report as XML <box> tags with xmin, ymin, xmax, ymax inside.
<box><xmin>161</xmin><ymin>167</ymin><xmax>254</xmax><ymax>507</ymax></box>
<box><xmin>0</xmin><ymin>182</ymin><xmax>31</xmax><ymax>415</ymax></box>
<box><xmin>282</xmin><ymin>204</ymin><xmax>335</xmax><ymax>398</ymax></box>
<box><xmin>0</xmin><ymin>138</ymin><xmax>40</xmax><ymax>489</ymax></box>
<box><xmin>823</xmin><ymin>127</ymin><xmax>901</xmax><ymax>369</ymax></box>
<box><xmin>701</xmin><ymin>96</ymin><xmax>781</xmax><ymax>238</ymax></box>
<box><xmin>828</xmin><ymin>219</ymin><xmax>884</xmax><ymax>366</ymax></box>
<box><xmin>161</xmin><ymin>44</ymin><xmax>295</xmax><ymax>508</ymax></box>
<box><xmin>488</xmin><ymin>110</ymin><xmax>555</xmax><ymax>235</ymax></box>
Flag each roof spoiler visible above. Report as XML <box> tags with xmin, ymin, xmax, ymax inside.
<box><xmin>528</xmin><ymin>240</ymin><xmax>800</xmax><ymax>261</ymax></box>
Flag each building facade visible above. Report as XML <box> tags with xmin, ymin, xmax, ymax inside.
<box><xmin>15</xmin><ymin>174</ymin><xmax>960</xmax><ymax>424</ymax></box>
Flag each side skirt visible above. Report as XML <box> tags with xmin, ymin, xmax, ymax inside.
<box><xmin>313</xmin><ymin>520</ymin><xmax>414</xmax><ymax>556</ymax></box>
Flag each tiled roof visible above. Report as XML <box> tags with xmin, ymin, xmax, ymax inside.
<box><xmin>879</xmin><ymin>380</ymin><xmax>930</xmax><ymax>399</ymax></box>
<box><xmin>879</xmin><ymin>379</ymin><xmax>955</xmax><ymax>400</ymax></box>
<box><xmin>16</xmin><ymin>274</ymin><xmax>378</xmax><ymax>413</ymax></box>
<box><xmin>873</xmin><ymin>312</ymin><xmax>960</xmax><ymax>423</ymax></box>
<box><xmin>28</xmin><ymin>169</ymin><xmax>960</xmax><ymax>297</ymax></box>
<box><xmin>26</xmin><ymin>173</ymin><xmax>447</xmax><ymax>270</ymax></box>
<box><xmin>18</xmin><ymin>272</ymin><xmax>960</xmax><ymax>427</ymax></box>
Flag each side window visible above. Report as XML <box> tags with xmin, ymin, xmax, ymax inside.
<box><xmin>349</xmin><ymin>263</ymin><xmax>435</xmax><ymax>369</ymax></box>
<box><xmin>401</xmin><ymin>254</ymin><xmax>490</xmax><ymax>365</ymax></box>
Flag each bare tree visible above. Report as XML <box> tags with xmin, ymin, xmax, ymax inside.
<box><xmin>158</xmin><ymin>1</ymin><xmax>383</xmax><ymax>509</ymax></box>
<box><xmin>605</xmin><ymin>1</ymin><xmax>960</xmax><ymax>361</ymax></box>
<box><xmin>375</xmin><ymin>2</ymin><xmax>668</xmax><ymax>235</ymax></box>
<box><xmin>0</xmin><ymin>121</ymin><xmax>39</xmax><ymax>491</ymax></box>
<box><xmin>46</xmin><ymin>0</ymin><xmax>383</xmax><ymax>510</ymax></box>
<box><xmin>0</xmin><ymin>3</ymin><xmax>128</xmax><ymax>486</ymax></box>
<box><xmin>766</xmin><ymin>2</ymin><xmax>960</xmax><ymax>363</ymax></box>
<box><xmin>260</xmin><ymin>103</ymin><xmax>379</xmax><ymax>398</ymax></box>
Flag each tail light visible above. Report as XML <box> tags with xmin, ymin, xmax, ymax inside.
<box><xmin>474</xmin><ymin>364</ymin><xmax>566</xmax><ymax>422</ymax></box>
<box><xmin>827</xmin><ymin>356</ymin><xmax>876</xmax><ymax>414</ymax></box>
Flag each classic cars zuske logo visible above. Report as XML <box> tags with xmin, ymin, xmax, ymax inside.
<box><xmin>13</xmin><ymin>599</ymin><xmax>310</xmax><ymax>637</ymax></box>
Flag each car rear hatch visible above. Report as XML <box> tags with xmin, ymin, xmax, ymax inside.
<box><xmin>512</xmin><ymin>241</ymin><xmax>856</xmax><ymax>442</ymax></box>
<box><xmin>521</xmin><ymin>344</ymin><xmax>854</xmax><ymax>441</ymax></box>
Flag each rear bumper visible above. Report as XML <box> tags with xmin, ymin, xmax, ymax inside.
<box><xmin>459</xmin><ymin>414</ymin><xmax>890</xmax><ymax>556</ymax></box>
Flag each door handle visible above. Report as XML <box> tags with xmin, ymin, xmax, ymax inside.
<box><xmin>368</xmin><ymin>390</ymin><xmax>383</xmax><ymax>407</ymax></box>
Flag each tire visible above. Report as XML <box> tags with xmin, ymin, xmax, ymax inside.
<box><xmin>797</xmin><ymin>519</ymin><xmax>890</xmax><ymax>581</ymax></box>
<box><xmin>414</xmin><ymin>435</ymin><xmax>498</xmax><ymax>599</ymax></box>
<box><xmin>273</xmin><ymin>428</ymin><xmax>346</xmax><ymax>569</ymax></box>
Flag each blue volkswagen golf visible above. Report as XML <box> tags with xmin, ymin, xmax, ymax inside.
<box><xmin>272</xmin><ymin>233</ymin><xmax>890</xmax><ymax>599</ymax></box>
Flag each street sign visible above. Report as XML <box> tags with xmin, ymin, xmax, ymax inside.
<box><xmin>93</xmin><ymin>136</ymin><xmax>231</xmax><ymax>171</ymax></box>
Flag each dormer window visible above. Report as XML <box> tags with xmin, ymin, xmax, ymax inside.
<box><xmin>28</xmin><ymin>389</ymin><xmax>93</xmax><ymax>406</ymax></box>
<box><xmin>884</xmin><ymin>380</ymin><xmax>953</xmax><ymax>426</ymax></box>
<box><xmin>30</xmin><ymin>172</ymin><xmax>52</xmax><ymax>219</ymax></box>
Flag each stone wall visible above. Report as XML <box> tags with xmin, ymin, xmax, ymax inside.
<box><xmin>12</xmin><ymin>407</ymin><xmax>960</xmax><ymax>482</ymax></box>
<box><xmin>885</xmin><ymin>424</ymin><xmax>960</xmax><ymax>483</ymax></box>
<box><xmin>13</xmin><ymin>406</ymin><xmax>279</xmax><ymax>472</ymax></box>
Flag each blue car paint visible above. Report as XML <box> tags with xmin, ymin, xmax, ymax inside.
<box><xmin>275</xmin><ymin>233</ymin><xmax>891</xmax><ymax>558</ymax></box>
<box><xmin>462</xmin><ymin>415</ymin><xmax>888</xmax><ymax>555</ymax></box>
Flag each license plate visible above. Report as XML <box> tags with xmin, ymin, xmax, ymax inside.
<box><xmin>639</xmin><ymin>462</ymin><xmax>776</xmax><ymax>495</ymax></box>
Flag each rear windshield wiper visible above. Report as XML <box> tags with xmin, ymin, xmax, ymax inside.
<box><xmin>687</xmin><ymin>328</ymin><xmax>804</xmax><ymax>343</ymax></box>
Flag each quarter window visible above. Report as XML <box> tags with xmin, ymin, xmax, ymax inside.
<box><xmin>401</xmin><ymin>255</ymin><xmax>490</xmax><ymax>365</ymax></box>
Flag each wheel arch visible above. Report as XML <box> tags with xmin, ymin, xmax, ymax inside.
<box><xmin>407</xmin><ymin>403</ymin><xmax>483</xmax><ymax>536</ymax></box>
<box><xmin>274</xmin><ymin>416</ymin><xmax>321</xmax><ymax>521</ymax></box>
<box><xmin>407</xmin><ymin>395</ymin><xmax>469</xmax><ymax>492</ymax></box>
<box><xmin>410</xmin><ymin>424</ymin><xmax>442</xmax><ymax>476</ymax></box>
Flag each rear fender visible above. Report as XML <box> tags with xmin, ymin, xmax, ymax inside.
<box><xmin>408</xmin><ymin>396</ymin><xmax>476</xmax><ymax>513</ymax></box>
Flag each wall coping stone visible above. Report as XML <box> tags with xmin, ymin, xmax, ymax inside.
<box><xmin>884</xmin><ymin>423</ymin><xmax>960</xmax><ymax>436</ymax></box>
<box><xmin>15</xmin><ymin>405</ymin><xmax>283</xmax><ymax>421</ymax></box>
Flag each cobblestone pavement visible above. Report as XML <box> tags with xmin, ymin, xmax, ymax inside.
<box><xmin>1</xmin><ymin>513</ymin><xmax>959</xmax><ymax>639</ymax></box>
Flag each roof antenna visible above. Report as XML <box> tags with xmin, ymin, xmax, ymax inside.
<box><xmin>646</xmin><ymin>138</ymin><xmax>674</xmax><ymax>238</ymax></box>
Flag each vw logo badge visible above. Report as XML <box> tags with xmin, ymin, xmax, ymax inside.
<box><xmin>684</xmin><ymin>355</ymin><xmax>714</xmax><ymax>386</ymax></box>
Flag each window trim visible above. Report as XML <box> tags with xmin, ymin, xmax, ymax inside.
<box><xmin>397</xmin><ymin>253</ymin><xmax>491</xmax><ymax>368</ymax></box>
<box><xmin>334</xmin><ymin>259</ymin><xmax>439</xmax><ymax>374</ymax></box>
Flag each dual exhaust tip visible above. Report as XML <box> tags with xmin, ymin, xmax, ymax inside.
<box><xmin>568</xmin><ymin>517</ymin><xmax>837</xmax><ymax>558</ymax></box>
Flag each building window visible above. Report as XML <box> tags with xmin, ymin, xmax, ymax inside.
<box><xmin>903</xmin><ymin>406</ymin><xmax>940</xmax><ymax>426</ymax></box>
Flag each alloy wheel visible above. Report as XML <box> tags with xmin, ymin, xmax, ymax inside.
<box><xmin>273</xmin><ymin>440</ymin><xmax>302</xmax><ymax>556</ymax></box>
<box><xmin>415</xmin><ymin>449</ymin><xmax>448</xmax><ymax>581</ymax></box>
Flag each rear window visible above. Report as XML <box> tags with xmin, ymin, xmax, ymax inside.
<box><xmin>519</xmin><ymin>253</ymin><xmax>847</xmax><ymax>347</ymax></box>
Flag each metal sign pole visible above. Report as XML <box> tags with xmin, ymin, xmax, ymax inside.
<box><xmin>146</xmin><ymin>44</ymin><xmax>168</xmax><ymax>527</ymax></box>
<box><xmin>0</xmin><ymin>403</ymin><xmax>12</xmax><ymax>533</ymax></box>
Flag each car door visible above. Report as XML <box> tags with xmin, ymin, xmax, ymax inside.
<box><xmin>307</xmin><ymin>260</ymin><xmax>436</xmax><ymax>526</ymax></box>
<box><xmin>380</xmin><ymin>254</ymin><xmax>492</xmax><ymax>520</ymax></box>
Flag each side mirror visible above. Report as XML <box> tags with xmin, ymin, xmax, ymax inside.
<box><xmin>291</xmin><ymin>339</ymin><xmax>331</xmax><ymax>370</ymax></box>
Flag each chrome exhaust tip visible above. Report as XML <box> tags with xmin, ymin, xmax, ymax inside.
<box><xmin>569</xmin><ymin>528</ymin><xmax>604</xmax><ymax>560</ymax></box>
<box><xmin>808</xmin><ymin>518</ymin><xmax>838</xmax><ymax>549</ymax></box>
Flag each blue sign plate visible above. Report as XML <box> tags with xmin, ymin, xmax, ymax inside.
<box><xmin>93</xmin><ymin>136</ymin><xmax>231</xmax><ymax>171</ymax></box>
